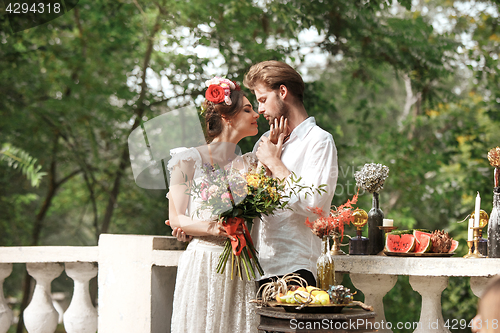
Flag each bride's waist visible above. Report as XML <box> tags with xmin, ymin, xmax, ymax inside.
<box><xmin>187</xmin><ymin>235</ymin><xmax>227</xmax><ymax>251</ymax></box>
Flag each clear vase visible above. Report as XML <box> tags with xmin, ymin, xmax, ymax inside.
<box><xmin>488</xmin><ymin>189</ymin><xmax>500</xmax><ymax>257</ymax></box>
<box><xmin>316</xmin><ymin>235</ymin><xmax>336</xmax><ymax>290</ymax></box>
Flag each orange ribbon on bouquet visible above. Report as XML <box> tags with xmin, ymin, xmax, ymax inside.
<box><xmin>222</xmin><ymin>217</ymin><xmax>253</xmax><ymax>256</ymax></box>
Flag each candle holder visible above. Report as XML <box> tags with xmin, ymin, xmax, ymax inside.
<box><xmin>464</xmin><ymin>227</ymin><xmax>486</xmax><ymax>258</ymax></box>
<box><xmin>331</xmin><ymin>231</ymin><xmax>347</xmax><ymax>255</ymax></box>
<box><xmin>378</xmin><ymin>226</ymin><xmax>398</xmax><ymax>233</ymax></box>
<box><xmin>464</xmin><ymin>241</ymin><xmax>474</xmax><ymax>258</ymax></box>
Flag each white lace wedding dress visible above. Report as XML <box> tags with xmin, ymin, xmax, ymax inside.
<box><xmin>168</xmin><ymin>147</ymin><xmax>258</xmax><ymax>333</ymax></box>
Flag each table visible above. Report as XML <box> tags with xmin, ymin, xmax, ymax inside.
<box><xmin>256</xmin><ymin>306</ymin><xmax>377</xmax><ymax>333</ymax></box>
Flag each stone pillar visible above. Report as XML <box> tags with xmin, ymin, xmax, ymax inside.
<box><xmin>470</xmin><ymin>276</ymin><xmax>493</xmax><ymax>298</ymax></box>
<box><xmin>409</xmin><ymin>275</ymin><xmax>450</xmax><ymax>333</ymax></box>
<box><xmin>0</xmin><ymin>263</ymin><xmax>13</xmax><ymax>333</ymax></box>
<box><xmin>335</xmin><ymin>272</ymin><xmax>344</xmax><ymax>285</ymax></box>
<box><xmin>98</xmin><ymin>234</ymin><xmax>182</xmax><ymax>333</ymax></box>
<box><xmin>350</xmin><ymin>273</ymin><xmax>397</xmax><ymax>333</ymax></box>
<box><xmin>24</xmin><ymin>262</ymin><xmax>64</xmax><ymax>333</ymax></box>
<box><xmin>63</xmin><ymin>262</ymin><xmax>98</xmax><ymax>333</ymax></box>
<box><xmin>98</xmin><ymin>235</ymin><xmax>155</xmax><ymax>333</ymax></box>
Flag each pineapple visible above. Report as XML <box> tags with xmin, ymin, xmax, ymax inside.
<box><xmin>327</xmin><ymin>285</ymin><xmax>354</xmax><ymax>305</ymax></box>
<box><xmin>430</xmin><ymin>230</ymin><xmax>452</xmax><ymax>253</ymax></box>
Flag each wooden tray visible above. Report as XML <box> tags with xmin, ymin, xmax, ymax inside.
<box><xmin>384</xmin><ymin>251</ymin><xmax>455</xmax><ymax>257</ymax></box>
<box><xmin>266</xmin><ymin>301</ymin><xmax>346</xmax><ymax>313</ymax></box>
<box><xmin>264</xmin><ymin>300</ymin><xmax>373</xmax><ymax>313</ymax></box>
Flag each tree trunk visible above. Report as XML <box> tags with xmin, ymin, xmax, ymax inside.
<box><xmin>99</xmin><ymin>15</ymin><xmax>161</xmax><ymax>235</ymax></box>
<box><xmin>399</xmin><ymin>73</ymin><xmax>422</xmax><ymax>133</ymax></box>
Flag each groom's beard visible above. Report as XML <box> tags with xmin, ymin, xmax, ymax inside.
<box><xmin>268</xmin><ymin>97</ymin><xmax>289</xmax><ymax>125</ymax></box>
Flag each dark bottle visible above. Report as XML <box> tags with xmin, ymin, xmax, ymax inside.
<box><xmin>488</xmin><ymin>188</ymin><xmax>500</xmax><ymax>257</ymax></box>
<box><xmin>472</xmin><ymin>236</ymin><xmax>488</xmax><ymax>256</ymax></box>
<box><xmin>349</xmin><ymin>234</ymin><xmax>369</xmax><ymax>255</ymax></box>
<box><xmin>367</xmin><ymin>192</ymin><xmax>384</xmax><ymax>255</ymax></box>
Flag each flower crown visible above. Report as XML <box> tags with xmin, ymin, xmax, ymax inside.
<box><xmin>204</xmin><ymin>77</ymin><xmax>241</xmax><ymax>106</ymax></box>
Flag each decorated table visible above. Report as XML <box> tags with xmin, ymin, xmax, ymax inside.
<box><xmin>333</xmin><ymin>255</ymin><xmax>500</xmax><ymax>333</ymax></box>
<box><xmin>252</xmin><ymin>153</ymin><xmax>500</xmax><ymax>333</ymax></box>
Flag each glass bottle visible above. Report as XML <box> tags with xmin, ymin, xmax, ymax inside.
<box><xmin>367</xmin><ymin>192</ymin><xmax>384</xmax><ymax>255</ymax></box>
<box><xmin>317</xmin><ymin>235</ymin><xmax>336</xmax><ymax>290</ymax></box>
<box><xmin>488</xmin><ymin>189</ymin><xmax>500</xmax><ymax>257</ymax></box>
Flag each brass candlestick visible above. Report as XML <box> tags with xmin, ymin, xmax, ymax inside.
<box><xmin>331</xmin><ymin>231</ymin><xmax>347</xmax><ymax>255</ymax></box>
<box><xmin>464</xmin><ymin>227</ymin><xmax>486</xmax><ymax>258</ymax></box>
<box><xmin>464</xmin><ymin>241</ymin><xmax>474</xmax><ymax>258</ymax></box>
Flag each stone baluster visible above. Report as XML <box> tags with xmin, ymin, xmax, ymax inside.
<box><xmin>409</xmin><ymin>275</ymin><xmax>450</xmax><ymax>333</ymax></box>
<box><xmin>0</xmin><ymin>264</ymin><xmax>13</xmax><ymax>333</ymax></box>
<box><xmin>63</xmin><ymin>262</ymin><xmax>98</xmax><ymax>333</ymax></box>
<box><xmin>350</xmin><ymin>273</ymin><xmax>397</xmax><ymax>333</ymax></box>
<box><xmin>24</xmin><ymin>263</ymin><xmax>64</xmax><ymax>333</ymax></box>
<box><xmin>470</xmin><ymin>276</ymin><xmax>493</xmax><ymax>298</ymax></box>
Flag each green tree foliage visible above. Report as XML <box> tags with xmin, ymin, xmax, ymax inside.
<box><xmin>0</xmin><ymin>143</ymin><xmax>47</xmax><ymax>187</ymax></box>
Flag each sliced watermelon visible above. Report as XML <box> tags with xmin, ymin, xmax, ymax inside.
<box><xmin>386</xmin><ymin>234</ymin><xmax>416</xmax><ymax>253</ymax></box>
<box><xmin>388</xmin><ymin>229</ymin><xmax>414</xmax><ymax>236</ymax></box>
<box><xmin>448</xmin><ymin>240</ymin><xmax>459</xmax><ymax>253</ymax></box>
<box><xmin>413</xmin><ymin>230</ymin><xmax>432</xmax><ymax>253</ymax></box>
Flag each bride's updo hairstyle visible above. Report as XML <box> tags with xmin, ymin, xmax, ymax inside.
<box><xmin>202</xmin><ymin>77</ymin><xmax>245</xmax><ymax>142</ymax></box>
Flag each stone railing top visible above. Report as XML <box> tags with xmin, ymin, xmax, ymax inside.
<box><xmin>333</xmin><ymin>255</ymin><xmax>500</xmax><ymax>277</ymax></box>
<box><xmin>0</xmin><ymin>235</ymin><xmax>185</xmax><ymax>265</ymax></box>
<box><xmin>0</xmin><ymin>246</ymin><xmax>99</xmax><ymax>263</ymax></box>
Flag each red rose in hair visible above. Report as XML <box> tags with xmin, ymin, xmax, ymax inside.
<box><xmin>206</xmin><ymin>85</ymin><xmax>225</xmax><ymax>103</ymax></box>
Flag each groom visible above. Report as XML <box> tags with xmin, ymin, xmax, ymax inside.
<box><xmin>243</xmin><ymin>60</ymin><xmax>338</xmax><ymax>288</ymax></box>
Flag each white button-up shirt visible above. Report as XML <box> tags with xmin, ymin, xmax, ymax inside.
<box><xmin>251</xmin><ymin>117</ymin><xmax>338</xmax><ymax>280</ymax></box>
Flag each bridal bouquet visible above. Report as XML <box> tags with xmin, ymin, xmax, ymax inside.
<box><xmin>191</xmin><ymin>163</ymin><xmax>326</xmax><ymax>280</ymax></box>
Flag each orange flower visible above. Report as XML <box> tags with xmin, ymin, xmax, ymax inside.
<box><xmin>305</xmin><ymin>191</ymin><xmax>359</xmax><ymax>239</ymax></box>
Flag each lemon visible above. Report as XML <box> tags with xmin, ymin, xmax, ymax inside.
<box><xmin>311</xmin><ymin>290</ymin><xmax>326</xmax><ymax>296</ymax></box>
<box><xmin>306</xmin><ymin>286</ymin><xmax>319</xmax><ymax>293</ymax></box>
<box><xmin>317</xmin><ymin>293</ymin><xmax>331</xmax><ymax>305</ymax></box>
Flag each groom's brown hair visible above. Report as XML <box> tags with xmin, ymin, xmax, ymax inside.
<box><xmin>243</xmin><ymin>60</ymin><xmax>305</xmax><ymax>103</ymax></box>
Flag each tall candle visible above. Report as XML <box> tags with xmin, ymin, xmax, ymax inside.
<box><xmin>475</xmin><ymin>192</ymin><xmax>481</xmax><ymax>228</ymax></box>
<box><xmin>468</xmin><ymin>218</ymin><xmax>474</xmax><ymax>241</ymax></box>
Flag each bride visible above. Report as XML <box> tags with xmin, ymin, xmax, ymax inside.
<box><xmin>167</xmin><ymin>77</ymin><xmax>279</xmax><ymax>332</ymax></box>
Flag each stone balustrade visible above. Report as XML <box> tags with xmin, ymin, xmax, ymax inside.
<box><xmin>0</xmin><ymin>235</ymin><xmax>184</xmax><ymax>333</ymax></box>
<box><xmin>333</xmin><ymin>255</ymin><xmax>500</xmax><ymax>333</ymax></box>
<box><xmin>0</xmin><ymin>246</ymin><xmax>99</xmax><ymax>333</ymax></box>
<box><xmin>1</xmin><ymin>236</ymin><xmax>498</xmax><ymax>333</ymax></box>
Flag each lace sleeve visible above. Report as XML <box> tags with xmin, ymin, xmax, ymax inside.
<box><xmin>166</xmin><ymin>147</ymin><xmax>202</xmax><ymax>174</ymax></box>
<box><xmin>166</xmin><ymin>147</ymin><xmax>202</xmax><ymax>200</ymax></box>
<box><xmin>241</xmin><ymin>152</ymin><xmax>258</xmax><ymax>171</ymax></box>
